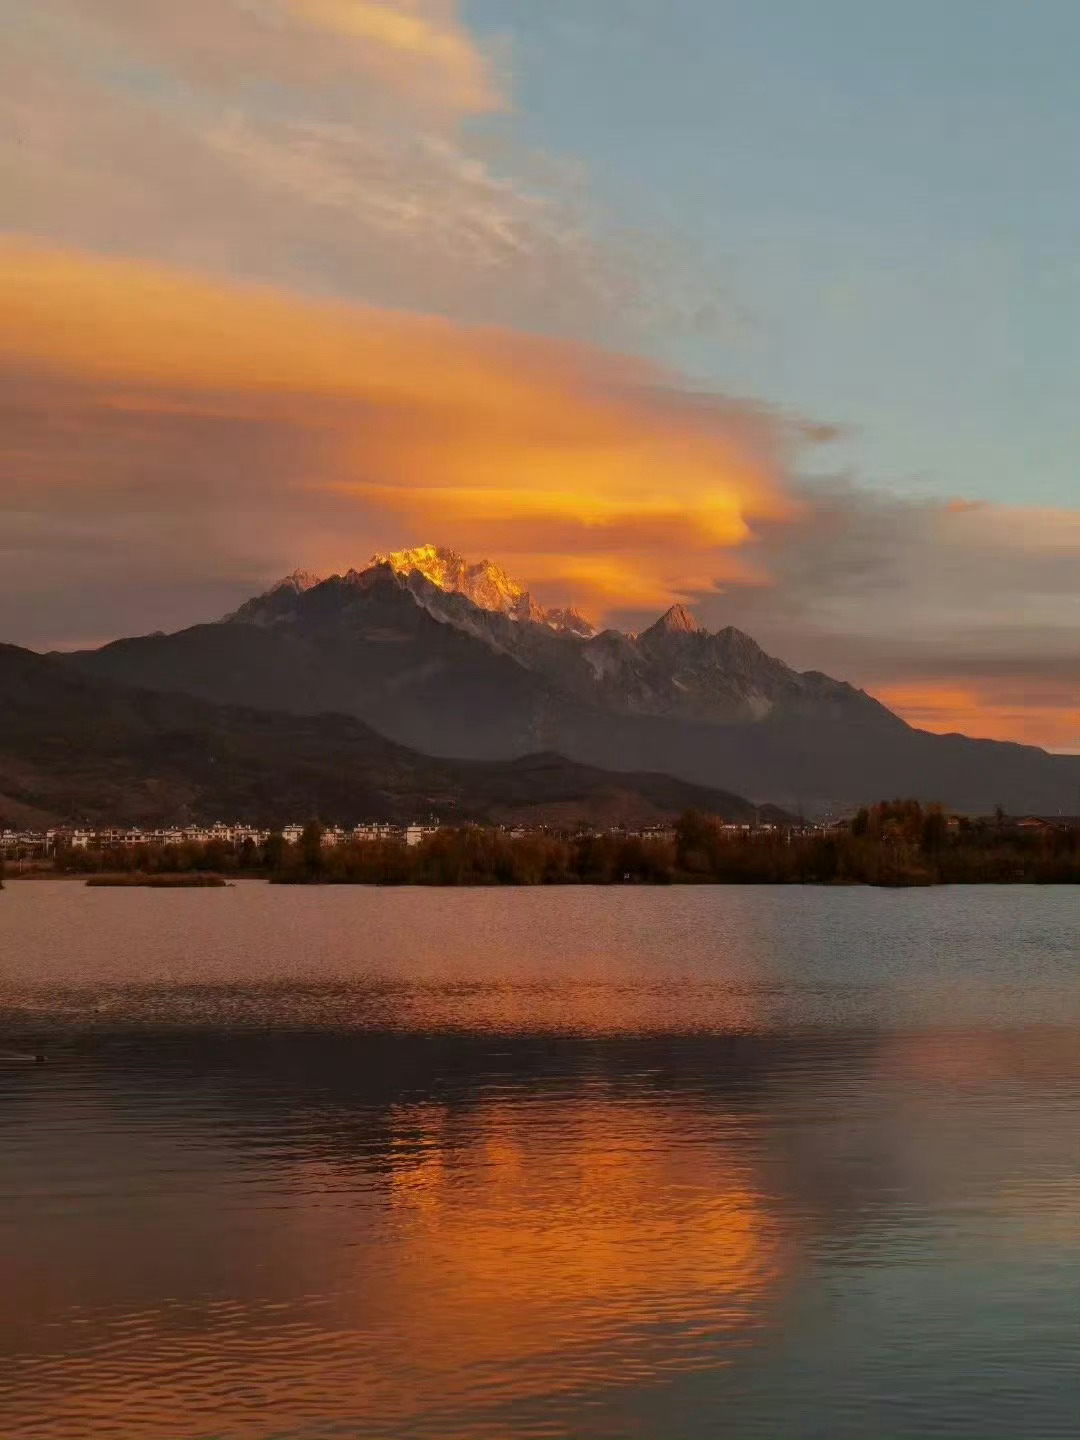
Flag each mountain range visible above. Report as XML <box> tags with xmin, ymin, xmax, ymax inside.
<box><xmin>51</xmin><ymin>545</ymin><xmax>1080</xmax><ymax>816</ymax></box>
<box><xmin>0</xmin><ymin>643</ymin><xmax>777</xmax><ymax>829</ymax></box>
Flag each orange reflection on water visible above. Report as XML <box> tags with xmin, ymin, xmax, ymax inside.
<box><xmin>356</xmin><ymin>1091</ymin><xmax>783</xmax><ymax>1410</ymax></box>
<box><xmin>6</xmin><ymin>1089</ymin><xmax>784</xmax><ymax>1439</ymax></box>
<box><xmin>386</xmin><ymin>979</ymin><xmax>772</xmax><ymax>1035</ymax></box>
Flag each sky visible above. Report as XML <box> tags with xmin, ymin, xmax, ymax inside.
<box><xmin>1</xmin><ymin>0</ymin><xmax>1077</xmax><ymax>748</ymax></box>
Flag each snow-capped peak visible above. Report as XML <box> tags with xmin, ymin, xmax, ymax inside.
<box><xmin>272</xmin><ymin>569</ymin><xmax>323</xmax><ymax>595</ymax></box>
<box><xmin>220</xmin><ymin>568</ymin><xmax>323</xmax><ymax>624</ymax></box>
<box><xmin>374</xmin><ymin>545</ymin><xmax>526</xmax><ymax>613</ymax></box>
<box><xmin>372</xmin><ymin>544</ymin><xmax>595</xmax><ymax>637</ymax></box>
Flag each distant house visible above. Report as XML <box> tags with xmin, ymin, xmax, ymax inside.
<box><xmin>351</xmin><ymin>823</ymin><xmax>397</xmax><ymax>843</ymax></box>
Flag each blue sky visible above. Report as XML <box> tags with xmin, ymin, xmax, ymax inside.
<box><xmin>468</xmin><ymin>0</ymin><xmax>1080</xmax><ymax>507</ymax></box>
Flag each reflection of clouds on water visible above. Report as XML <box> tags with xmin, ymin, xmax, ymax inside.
<box><xmin>3</xmin><ymin>1046</ymin><xmax>792</xmax><ymax>1438</ymax></box>
<box><xmin>279</xmin><ymin>1091</ymin><xmax>784</xmax><ymax>1425</ymax></box>
<box><xmin>5</xmin><ymin>1022</ymin><xmax>1078</xmax><ymax>1439</ymax></box>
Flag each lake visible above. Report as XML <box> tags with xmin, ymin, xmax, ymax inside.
<box><xmin>2</xmin><ymin>882</ymin><xmax>1078</xmax><ymax>1439</ymax></box>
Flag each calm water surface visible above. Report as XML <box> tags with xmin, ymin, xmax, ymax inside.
<box><xmin>2</xmin><ymin>882</ymin><xmax>1078</xmax><ymax>1439</ymax></box>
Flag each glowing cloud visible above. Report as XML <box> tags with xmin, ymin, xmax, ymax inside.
<box><xmin>0</xmin><ymin>239</ymin><xmax>798</xmax><ymax>622</ymax></box>
<box><xmin>874</xmin><ymin>682</ymin><xmax>1079</xmax><ymax>750</ymax></box>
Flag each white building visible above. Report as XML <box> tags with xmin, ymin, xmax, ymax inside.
<box><xmin>351</xmin><ymin>823</ymin><xmax>397</xmax><ymax>843</ymax></box>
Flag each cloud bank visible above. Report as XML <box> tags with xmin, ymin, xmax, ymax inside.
<box><xmin>0</xmin><ymin>240</ymin><xmax>795</xmax><ymax>625</ymax></box>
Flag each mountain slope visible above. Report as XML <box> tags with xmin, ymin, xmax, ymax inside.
<box><xmin>574</xmin><ymin>605</ymin><xmax>900</xmax><ymax>727</ymax></box>
<box><xmin>0</xmin><ymin>644</ymin><xmax>772</xmax><ymax>827</ymax></box>
<box><xmin>72</xmin><ymin>564</ymin><xmax>573</xmax><ymax>759</ymax></box>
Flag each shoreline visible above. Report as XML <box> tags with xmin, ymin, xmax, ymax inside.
<box><xmin>4</xmin><ymin>869</ymin><xmax>1076</xmax><ymax>888</ymax></box>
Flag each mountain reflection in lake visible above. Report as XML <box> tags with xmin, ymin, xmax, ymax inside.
<box><xmin>2</xmin><ymin>884</ymin><xmax>1078</xmax><ymax>1439</ymax></box>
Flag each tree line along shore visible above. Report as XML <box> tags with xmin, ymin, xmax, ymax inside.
<box><xmin>11</xmin><ymin>801</ymin><xmax>1079</xmax><ymax>887</ymax></box>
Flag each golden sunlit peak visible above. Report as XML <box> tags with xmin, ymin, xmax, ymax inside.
<box><xmin>646</xmin><ymin>603</ymin><xmax>702</xmax><ymax>637</ymax></box>
<box><xmin>372</xmin><ymin>544</ymin><xmax>596</xmax><ymax>636</ymax></box>
<box><xmin>375</xmin><ymin>543</ymin><xmax>525</xmax><ymax>609</ymax></box>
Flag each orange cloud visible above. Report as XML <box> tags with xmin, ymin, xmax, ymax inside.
<box><xmin>0</xmin><ymin>239</ymin><xmax>798</xmax><ymax>618</ymax></box>
<box><xmin>285</xmin><ymin>0</ymin><xmax>504</xmax><ymax>112</ymax></box>
<box><xmin>875</xmin><ymin>681</ymin><xmax>1079</xmax><ymax>750</ymax></box>
<box><xmin>28</xmin><ymin>0</ymin><xmax>503</xmax><ymax>116</ymax></box>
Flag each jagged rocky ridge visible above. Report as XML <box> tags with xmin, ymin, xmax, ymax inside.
<box><xmin>226</xmin><ymin>550</ymin><xmax>892</xmax><ymax>729</ymax></box>
<box><xmin>229</xmin><ymin>546</ymin><xmax>594</xmax><ymax>639</ymax></box>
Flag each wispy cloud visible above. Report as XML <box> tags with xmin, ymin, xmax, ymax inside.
<box><xmin>6</xmin><ymin>0</ymin><xmax>505</xmax><ymax>113</ymax></box>
<box><xmin>0</xmin><ymin>0</ymin><xmax>690</xmax><ymax>341</ymax></box>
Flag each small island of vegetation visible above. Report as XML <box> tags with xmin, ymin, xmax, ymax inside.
<box><xmin>84</xmin><ymin>872</ymin><xmax>229</xmax><ymax>888</ymax></box>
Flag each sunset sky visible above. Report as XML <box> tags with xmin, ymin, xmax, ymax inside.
<box><xmin>2</xmin><ymin>0</ymin><xmax>1078</xmax><ymax>748</ymax></box>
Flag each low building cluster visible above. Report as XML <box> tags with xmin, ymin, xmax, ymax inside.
<box><xmin>0</xmin><ymin>820</ymin><xmax>441</xmax><ymax>858</ymax></box>
<box><xmin>5</xmin><ymin>813</ymin><xmax>1076</xmax><ymax>864</ymax></box>
<box><xmin>0</xmin><ymin>817</ymin><xmax>781</xmax><ymax>860</ymax></box>
<box><xmin>282</xmin><ymin>822</ymin><xmax>439</xmax><ymax>848</ymax></box>
<box><xmin>1</xmin><ymin>823</ymin><xmax>269</xmax><ymax>857</ymax></box>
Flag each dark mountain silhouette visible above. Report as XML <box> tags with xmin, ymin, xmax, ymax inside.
<box><xmin>58</xmin><ymin>552</ymin><xmax>1080</xmax><ymax>815</ymax></box>
<box><xmin>0</xmin><ymin>643</ymin><xmax>774</xmax><ymax>828</ymax></box>
<box><xmin>65</xmin><ymin>565</ymin><xmax>572</xmax><ymax>760</ymax></box>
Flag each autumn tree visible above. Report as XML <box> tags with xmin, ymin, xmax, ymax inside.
<box><xmin>300</xmin><ymin>819</ymin><xmax>324</xmax><ymax>875</ymax></box>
